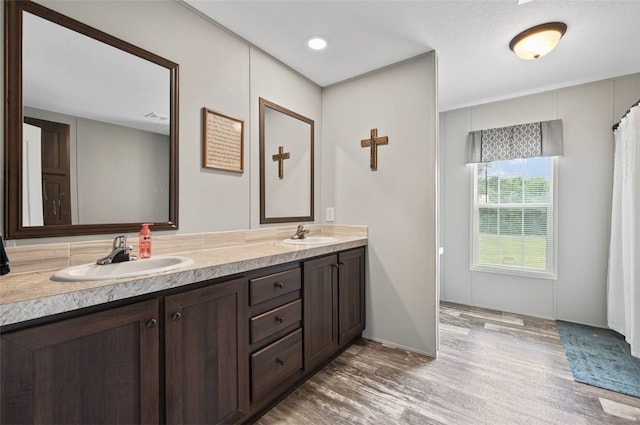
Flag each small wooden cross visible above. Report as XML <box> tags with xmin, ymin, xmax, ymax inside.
<box><xmin>272</xmin><ymin>145</ymin><xmax>290</xmax><ymax>179</ymax></box>
<box><xmin>360</xmin><ymin>128</ymin><xmax>388</xmax><ymax>170</ymax></box>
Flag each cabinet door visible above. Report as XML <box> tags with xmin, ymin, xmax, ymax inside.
<box><xmin>338</xmin><ymin>247</ymin><xmax>366</xmax><ymax>346</ymax></box>
<box><xmin>1</xmin><ymin>299</ymin><xmax>160</xmax><ymax>425</ymax></box>
<box><xmin>165</xmin><ymin>278</ymin><xmax>249</xmax><ymax>425</ymax></box>
<box><xmin>303</xmin><ymin>254</ymin><xmax>339</xmax><ymax>369</ymax></box>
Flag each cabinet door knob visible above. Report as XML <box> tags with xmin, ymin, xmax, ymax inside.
<box><xmin>276</xmin><ymin>358</ymin><xmax>285</xmax><ymax>366</ymax></box>
<box><xmin>275</xmin><ymin>316</ymin><xmax>284</xmax><ymax>323</ymax></box>
<box><xmin>274</xmin><ymin>282</ymin><xmax>284</xmax><ymax>289</ymax></box>
<box><xmin>172</xmin><ymin>312</ymin><xmax>182</xmax><ymax>321</ymax></box>
<box><xmin>146</xmin><ymin>318</ymin><xmax>158</xmax><ymax>329</ymax></box>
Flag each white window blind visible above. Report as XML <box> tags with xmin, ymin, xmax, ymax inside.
<box><xmin>472</xmin><ymin>157</ymin><xmax>556</xmax><ymax>278</ymax></box>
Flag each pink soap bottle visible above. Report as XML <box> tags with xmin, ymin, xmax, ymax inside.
<box><xmin>139</xmin><ymin>223</ymin><xmax>152</xmax><ymax>259</ymax></box>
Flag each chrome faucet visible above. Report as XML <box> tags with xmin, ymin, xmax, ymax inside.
<box><xmin>291</xmin><ymin>224</ymin><xmax>310</xmax><ymax>240</ymax></box>
<box><xmin>96</xmin><ymin>235</ymin><xmax>137</xmax><ymax>265</ymax></box>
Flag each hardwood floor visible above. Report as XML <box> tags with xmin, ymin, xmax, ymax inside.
<box><xmin>254</xmin><ymin>302</ymin><xmax>640</xmax><ymax>424</ymax></box>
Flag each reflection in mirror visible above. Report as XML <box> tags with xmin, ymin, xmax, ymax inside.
<box><xmin>4</xmin><ymin>0</ymin><xmax>179</xmax><ymax>239</ymax></box>
<box><xmin>259</xmin><ymin>98</ymin><xmax>314</xmax><ymax>224</ymax></box>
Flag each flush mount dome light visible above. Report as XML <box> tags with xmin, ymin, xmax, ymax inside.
<box><xmin>308</xmin><ymin>37</ymin><xmax>327</xmax><ymax>50</ymax></box>
<box><xmin>509</xmin><ymin>22</ymin><xmax>567</xmax><ymax>60</ymax></box>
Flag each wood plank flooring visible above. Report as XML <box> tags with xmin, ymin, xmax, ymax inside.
<box><xmin>254</xmin><ymin>302</ymin><xmax>640</xmax><ymax>424</ymax></box>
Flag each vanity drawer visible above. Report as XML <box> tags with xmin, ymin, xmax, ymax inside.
<box><xmin>250</xmin><ymin>299</ymin><xmax>302</xmax><ymax>344</ymax></box>
<box><xmin>250</xmin><ymin>268</ymin><xmax>301</xmax><ymax>305</ymax></box>
<box><xmin>251</xmin><ymin>328</ymin><xmax>302</xmax><ymax>401</ymax></box>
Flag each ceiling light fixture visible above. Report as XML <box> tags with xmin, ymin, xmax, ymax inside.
<box><xmin>509</xmin><ymin>22</ymin><xmax>567</xmax><ymax>60</ymax></box>
<box><xmin>308</xmin><ymin>37</ymin><xmax>327</xmax><ymax>50</ymax></box>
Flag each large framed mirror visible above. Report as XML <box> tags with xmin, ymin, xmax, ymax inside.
<box><xmin>4</xmin><ymin>0</ymin><xmax>179</xmax><ymax>239</ymax></box>
<box><xmin>259</xmin><ymin>98</ymin><xmax>314</xmax><ymax>224</ymax></box>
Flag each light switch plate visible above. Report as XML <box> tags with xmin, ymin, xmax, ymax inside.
<box><xmin>326</xmin><ymin>207</ymin><xmax>335</xmax><ymax>222</ymax></box>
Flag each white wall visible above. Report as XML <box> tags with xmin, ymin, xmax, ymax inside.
<box><xmin>22</xmin><ymin>123</ymin><xmax>43</xmax><ymax>227</ymax></box>
<box><xmin>440</xmin><ymin>73</ymin><xmax>640</xmax><ymax>327</ymax></box>
<box><xmin>323</xmin><ymin>54</ymin><xmax>439</xmax><ymax>355</ymax></box>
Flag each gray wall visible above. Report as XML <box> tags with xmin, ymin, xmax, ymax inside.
<box><xmin>24</xmin><ymin>107</ymin><xmax>169</xmax><ymax>225</ymax></box>
<box><xmin>322</xmin><ymin>54</ymin><xmax>439</xmax><ymax>355</ymax></box>
<box><xmin>440</xmin><ymin>73</ymin><xmax>640</xmax><ymax>327</ymax></box>
<box><xmin>76</xmin><ymin>118</ymin><xmax>169</xmax><ymax>224</ymax></box>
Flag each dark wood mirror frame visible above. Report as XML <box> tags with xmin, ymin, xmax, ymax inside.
<box><xmin>259</xmin><ymin>97</ymin><xmax>314</xmax><ymax>224</ymax></box>
<box><xmin>4</xmin><ymin>0</ymin><xmax>179</xmax><ymax>239</ymax></box>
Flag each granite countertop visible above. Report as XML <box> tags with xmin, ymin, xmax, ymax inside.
<box><xmin>0</xmin><ymin>235</ymin><xmax>367</xmax><ymax>328</ymax></box>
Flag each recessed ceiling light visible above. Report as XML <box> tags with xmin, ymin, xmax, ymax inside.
<box><xmin>509</xmin><ymin>22</ymin><xmax>567</xmax><ymax>60</ymax></box>
<box><xmin>308</xmin><ymin>37</ymin><xmax>327</xmax><ymax>50</ymax></box>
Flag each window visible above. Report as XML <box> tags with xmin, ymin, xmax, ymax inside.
<box><xmin>471</xmin><ymin>157</ymin><xmax>556</xmax><ymax>278</ymax></box>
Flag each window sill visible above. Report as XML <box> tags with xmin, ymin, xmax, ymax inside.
<box><xmin>470</xmin><ymin>264</ymin><xmax>556</xmax><ymax>280</ymax></box>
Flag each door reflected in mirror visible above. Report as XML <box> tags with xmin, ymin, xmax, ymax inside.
<box><xmin>4</xmin><ymin>0</ymin><xmax>179</xmax><ymax>239</ymax></box>
<box><xmin>259</xmin><ymin>98</ymin><xmax>314</xmax><ymax>224</ymax></box>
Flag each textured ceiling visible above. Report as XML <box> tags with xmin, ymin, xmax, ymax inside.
<box><xmin>184</xmin><ymin>0</ymin><xmax>640</xmax><ymax>111</ymax></box>
<box><xmin>23</xmin><ymin>11</ymin><xmax>170</xmax><ymax>135</ymax></box>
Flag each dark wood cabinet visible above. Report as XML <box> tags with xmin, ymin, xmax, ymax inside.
<box><xmin>247</xmin><ymin>266</ymin><xmax>304</xmax><ymax>414</ymax></box>
<box><xmin>165</xmin><ymin>277</ymin><xmax>249</xmax><ymax>425</ymax></box>
<box><xmin>250</xmin><ymin>328</ymin><xmax>303</xmax><ymax>402</ymax></box>
<box><xmin>250</xmin><ymin>299</ymin><xmax>302</xmax><ymax>345</ymax></box>
<box><xmin>1</xmin><ymin>246</ymin><xmax>365</xmax><ymax>424</ymax></box>
<box><xmin>338</xmin><ymin>247</ymin><xmax>366</xmax><ymax>346</ymax></box>
<box><xmin>303</xmin><ymin>247</ymin><xmax>366</xmax><ymax>369</ymax></box>
<box><xmin>0</xmin><ymin>299</ymin><xmax>160</xmax><ymax>425</ymax></box>
<box><xmin>249</xmin><ymin>268</ymin><xmax>301</xmax><ymax>305</ymax></box>
<box><xmin>303</xmin><ymin>254</ymin><xmax>339</xmax><ymax>369</ymax></box>
<box><xmin>0</xmin><ymin>279</ymin><xmax>251</xmax><ymax>425</ymax></box>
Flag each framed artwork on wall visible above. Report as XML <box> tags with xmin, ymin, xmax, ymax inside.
<box><xmin>202</xmin><ymin>107</ymin><xmax>244</xmax><ymax>173</ymax></box>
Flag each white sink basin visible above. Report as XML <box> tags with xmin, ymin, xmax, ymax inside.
<box><xmin>52</xmin><ymin>256</ymin><xmax>194</xmax><ymax>282</ymax></box>
<box><xmin>282</xmin><ymin>236</ymin><xmax>338</xmax><ymax>245</ymax></box>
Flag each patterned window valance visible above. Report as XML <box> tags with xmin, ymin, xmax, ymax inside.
<box><xmin>465</xmin><ymin>119</ymin><xmax>563</xmax><ymax>164</ymax></box>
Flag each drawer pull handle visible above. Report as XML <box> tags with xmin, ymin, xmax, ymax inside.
<box><xmin>331</xmin><ymin>263</ymin><xmax>339</xmax><ymax>269</ymax></box>
<box><xmin>146</xmin><ymin>318</ymin><xmax>158</xmax><ymax>329</ymax></box>
<box><xmin>274</xmin><ymin>282</ymin><xmax>284</xmax><ymax>289</ymax></box>
<box><xmin>172</xmin><ymin>312</ymin><xmax>182</xmax><ymax>321</ymax></box>
<box><xmin>276</xmin><ymin>358</ymin><xmax>285</xmax><ymax>366</ymax></box>
<box><xmin>275</xmin><ymin>316</ymin><xmax>284</xmax><ymax>323</ymax></box>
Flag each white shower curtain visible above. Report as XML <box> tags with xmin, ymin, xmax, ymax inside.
<box><xmin>608</xmin><ymin>102</ymin><xmax>640</xmax><ymax>358</ymax></box>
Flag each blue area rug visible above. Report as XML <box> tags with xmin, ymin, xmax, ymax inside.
<box><xmin>557</xmin><ymin>320</ymin><xmax>640</xmax><ymax>398</ymax></box>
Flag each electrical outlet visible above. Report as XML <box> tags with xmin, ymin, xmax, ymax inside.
<box><xmin>326</xmin><ymin>207</ymin><xmax>335</xmax><ymax>222</ymax></box>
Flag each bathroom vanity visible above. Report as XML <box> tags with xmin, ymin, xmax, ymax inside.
<box><xmin>0</xmin><ymin>232</ymin><xmax>366</xmax><ymax>424</ymax></box>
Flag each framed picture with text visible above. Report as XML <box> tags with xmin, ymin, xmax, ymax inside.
<box><xmin>202</xmin><ymin>107</ymin><xmax>244</xmax><ymax>172</ymax></box>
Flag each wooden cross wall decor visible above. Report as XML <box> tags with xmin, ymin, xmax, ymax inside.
<box><xmin>272</xmin><ymin>145</ymin><xmax>290</xmax><ymax>179</ymax></box>
<box><xmin>360</xmin><ymin>128</ymin><xmax>388</xmax><ymax>170</ymax></box>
